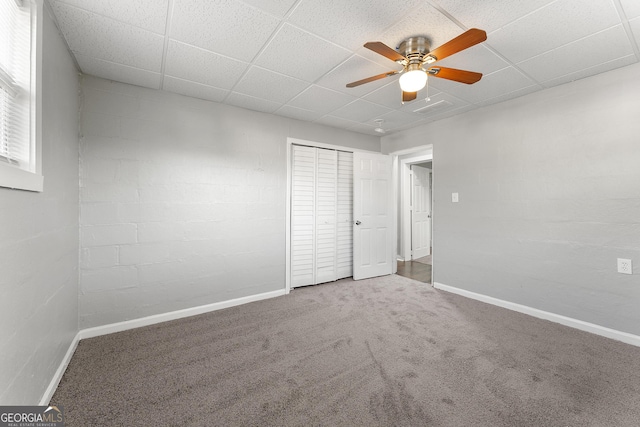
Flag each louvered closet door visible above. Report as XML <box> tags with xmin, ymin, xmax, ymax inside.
<box><xmin>291</xmin><ymin>146</ymin><xmax>353</xmax><ymax>288</ymax></box>
<box><xmin>315</xmin><ymin>149</ymin><xmax>338</xmax><ymax>284</ymax></box>
<box><xmin>291</xmin><ymin>145</ymin><xmax>316</xmax><ymax>287</ymax></box>
<box><xmin>336</xmin><ymin>151</ymin><xmax>353</xmax><ymax>279</ymax></box>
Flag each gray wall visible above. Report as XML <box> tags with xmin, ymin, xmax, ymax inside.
<box><xmin>0</xmin><ymin>5</ymin><xmax>79</xmax><ymax>404</ymax></box>
<box><xmin>382</xmin><ymin>62</ymin><xmax>640</xmax><ymax>336</ymax></box>
<box><xmin>79</xmin><ymin>76</ymin><xmax>380</xmax><ymax>328</ymax></box>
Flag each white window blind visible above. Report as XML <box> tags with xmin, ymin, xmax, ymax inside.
<box><xmin>0</xmin><ymin>0</ymin><xmax>33</xmax><ymax>169</ymax></box>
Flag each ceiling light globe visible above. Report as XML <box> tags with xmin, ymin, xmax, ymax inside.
<box><xmin>399</xmin><ymin>70</ymin><xmax>427</xmax><ymax>92</ymax></box>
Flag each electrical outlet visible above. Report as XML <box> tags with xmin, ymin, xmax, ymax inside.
<box><xmin>617</xmin><ymin>258</ymin><xmax>632</xmax><ymax>275</ymax></box>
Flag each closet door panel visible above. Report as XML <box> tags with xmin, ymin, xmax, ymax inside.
<box><xmin>336</xmin><ymin>151</ymin><xmax>353</xmax><ymax>279</ymax></box>
<box><xmin>315</xmin><ymin>149</ymin><xmax>338</xmax><ymax>284</ymax></box>
<box><xmin>291</xmin><ymin>145</ymin><xmax>316</xmax><ymax>287</ymax></box>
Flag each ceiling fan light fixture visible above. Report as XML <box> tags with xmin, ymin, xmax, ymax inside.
<box><xmin>399</xmin><ymin>69</ymin><xmax>427</xmax><ymax>93</ymax></box>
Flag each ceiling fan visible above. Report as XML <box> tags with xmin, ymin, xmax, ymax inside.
<box><xmin>346</xmin><ymin>28</ymin><xmax>487</xmax><ymax>102</ymax></box>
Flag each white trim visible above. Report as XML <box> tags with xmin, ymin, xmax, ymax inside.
<box><xmin>40</xmin><ymin>289</ymin><xmax>286</xmax><ymax>404</ymax></box>
<box><xmin>39</xmin><ymin>333</ymin><xmax>80</xmax><ymax>405</ymax></box>
<box><xmin>398</xmin><ymin>149</ymin><xmax>433</xmax><ymax>263</ymax></box>
<box><xmin>78</xmin><ymin>289</ymin><xmax>286</xmax><ymax>340</ymax></box>
<box><xmin>285</xmin><ymin>139</ymin><xmax>292</xmax><ymax>294</ymax></box>
<box><xmin>0</xmin><ymin>0</ymin><xmax>44</xmax><ymax>192</ymax></box>
<box><xmin>0</xmin><ymin>162</ymin><xmax>43</xmax><ymax>191</ymax></box>
<box><xmin>287</xmin><ymin>137</ymin><xmax>380</xmax><ymax>154</ymax></box>
<box><xmin>433</xmin><ymin>282</ymin><xmax>640</xmax><ymax>348</ymax></box>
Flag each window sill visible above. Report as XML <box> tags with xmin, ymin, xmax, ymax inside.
<box><xmin>0</xmin><ymin>162</ymin><xmax>43</xmax><ymax>192</ymax></box>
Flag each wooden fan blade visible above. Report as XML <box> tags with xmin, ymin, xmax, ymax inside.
<box><xmin>425</xmin><ymin>28</ymin><xmax>487</xmax><ymax>63</ymax></box>
<box><xmin>346</xmin><ymin>71</ymin><xmax>399</xmax><ymax>88</ymax></box>
<box><xmin>428</xmin><ymin>67</ymin><xmax>482</xmax><ymax>84</ymax></box>
<box><xmin>402</xmin><ymin>91</ymin><xmax>417</xmax><ymax>102</ymax></box>
<box><xmin>364</xmin><ymin>41</ymin><xmax>406</xmax><ymax>63</ymax></box>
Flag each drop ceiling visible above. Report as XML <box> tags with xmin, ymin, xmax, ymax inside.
<box><xmin>49</xmin><ymin>0</ymin><xmax>640</xmax><ymax>136</ymax></box>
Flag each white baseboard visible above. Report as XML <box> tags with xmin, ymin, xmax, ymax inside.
<box><xmin>433</xmin><ymin>282</ymin><xmax>640</xmax><ymax>348</ymax></box>
<box><xmin>78</xmin><ymin>289</ymin><xmax>286</xmax><ymax>340</ymax></box>
<box><xmin>41</xmin><ymin>288</ymin><xmax>286</xmax><ymax>404</ymax></box>
<box><xmin>39</xmin><ymin>333</ymin><xmax>80</xmax><ymax>406</ymax></box>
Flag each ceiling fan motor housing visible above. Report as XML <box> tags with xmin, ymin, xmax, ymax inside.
<box><xmin>397</xmin><ymin>36</ymin><xmax>432</xmax><ymax>69</ymax></box>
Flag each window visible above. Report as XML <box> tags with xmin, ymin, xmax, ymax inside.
<box><xmin>0</xmin><ymin>0</ymin><xmax>42</xmax><ymax>191</ymax></box>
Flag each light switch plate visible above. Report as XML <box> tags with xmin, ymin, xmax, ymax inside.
<box><xmin>452</xmin><ymin>192</ymin><xmax>459</xmax><ymax>203</ymax></box>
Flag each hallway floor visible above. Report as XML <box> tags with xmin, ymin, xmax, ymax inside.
<box><xmin>396</xmin><ymin>260</ymin><xmax>431</xmax><ymax>284</ymax></box>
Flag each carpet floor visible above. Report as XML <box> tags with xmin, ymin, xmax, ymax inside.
<box><xmin>52</xmin><ymin>275</ymin><xmax>640</xmax><ymax>426</ymax></box>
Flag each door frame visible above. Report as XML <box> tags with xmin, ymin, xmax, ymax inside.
<box><xmin>285</xmin><ymin>137</ymin><xmax>384</xmax><ymax>294</ymax></box>
<box><xmin>390</xmin><ymin>145</ymin><xmax>433</xmax><ymax>281</ymax></box>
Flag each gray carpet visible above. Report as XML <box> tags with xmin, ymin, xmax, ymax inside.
<box><xmin>52</xmin><ymin>275</ymin><xmax>640</xmax><ymax>426</ymax></box>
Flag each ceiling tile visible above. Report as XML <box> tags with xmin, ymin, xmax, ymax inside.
<box><xmin>288</xmin><ymin>0</ymin><xmax>423</xmax><ymax>51</ymax></box>
<box><xmin>518</xmin><ymin>25</ymin><xmax>634</xmax><ymax>83</ymax></box>
<box><xmin>378</xmin><ymin>2</ymin><xmax>465</xmax><ymax>52</ymax></box>
<box><xmin>620</xmin><ymin>0</ymin><xmax>640</xmax><ymax>19</ymax></box>
<box><xmin>275</xmin><ymin>105</ymin><xmax>324</xmax><ymax>122</ymax></box>
<box><xmin>75</xmin><ymin>53</ymin><xmax>162</xmax><ymax>89</ymax></box>
<box><xmin>487</xmin><ymin>0</ymin><xmax>622</xmax><ymax>63</ymax></box>
<box><xmin>331</xmin><ymin>99</ymin><xmax>393</xmax><ymax>123</ymax></box>
<box><xmin>376</xmin><ymin>110</ymin><xmax>425</xmax><ymax>129</ymax></box>
<box><xmin>170</xmin><ymin>0</ymin><xmax>281</xmax><ymax>61</ymax></box>
<box><xmin>233</xmin><ymin>66</ymin><xmax>310</xmax><ymax>103</ymax></box>
<box><xmin>225</xmin><ymin>92</ymin><xmax>282</xmax><ymax>114</ymax></box>
<box><xmin>163</xmin><ymin>76</ymin><xmax>229</xmax><ymax>103</ymax></box>
<box><xmin>314</xmin><ymin>115</ymin><xmax>361</xmax><ymax>130</ymax></box>
<box><xmin>540</xmin><ymin>55</ymin><xmax>637</xmax><ymax>88</ymax></box>
<box><xmin>430</xmin><ymin>66</ymin><xmax>536</xmax><ymax>104</ymax></box>
<box><xmin>51</xmin><ymin>2</ymin><xmax>164</xmax><ymax>71</ymax></box>
<box><xmin>475</xmin><ymin>85</ymin><xmax>540</xmax><ymax>108</ymax></box>
<box><xmin>347</xmin><ymin>122</ymin><xmax>386</xmax><ymax>136</ymax></box>
<box><xmin>254</xmin><ymin>24</ymin><xmax>352</xmax><ymax>82</ymax></box>
<box><xmin>315</xmin><ymin>55</ymin><xmax>400</xmax><ymax>96</ymax></box>
<box><xmin>287</xmin><ymin>85</ymin><xmax>356</xmax><ymax>114</ymax></box>
<box><xmin>164</xmin><ymin>41</ymin><xmax>249</xmax><ymax>89</ymax></box>
<box><xmin>630</xmin><ymin>17</ymin><xmax>640</xmax><ymax>45</ymax></box>
<box><xmin>240</xmin><ymin>0</ymin><xmax>298</xmax><ymax>17</ymax></box>
<box><xmin>52</xmin><ymin>0</ymin><xmax>169</xmax><ymax>34</ymax></box>
<box><xmin>47</xmin><ymin>0</ymin><xmax>640</xmax><ymax>137</ymax></box>
<box><xmin>400</xmin><ymin>91</ymin><xmax>469</xmax><ymax>116</ymax></box>
<box><xmin>435</xmin><ymin>45</ymin><xmax>510</xmax><ymax>76</ymax></box>
<box><xmin>434</xmin><ymin>0</ymin><xmax>556</xmax><ymax>33</ymax></box>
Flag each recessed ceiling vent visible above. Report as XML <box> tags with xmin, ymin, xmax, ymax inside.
<box><xmin>413</xmin><ymin>100</ymin><xmax>452</xmax><ymax>114</ymax></box>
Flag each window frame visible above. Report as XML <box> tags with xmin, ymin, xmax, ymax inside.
<box><xmin>0</xmin><ymin>0</ymin><xmax>43</xmax><ymax>192</ymax></box>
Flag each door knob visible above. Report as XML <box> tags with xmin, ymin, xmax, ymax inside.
<box><xmin>355</xmin><ymin>220</ymin><xmax>361</xmax><ymax>225</ymax></box>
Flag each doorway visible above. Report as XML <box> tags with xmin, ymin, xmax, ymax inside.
<box><xmin>394</xmin><ymin>147</ymin><xmax>433</xmax><ymax>284</ymax></box>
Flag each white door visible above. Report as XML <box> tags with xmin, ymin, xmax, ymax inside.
<box><xmin>336</xmin><ymin>151</ymin><xmax>353</xmax><ymax>279</ymax></box>
<box><xmin>353</xmin><ymin>152</ymin><xmax>394</xmax><ymax>280</ymax></box>
<box><xmin>411</xmin><ymin>165</ymin><xmax>431</xmax><ymax>259</ymax></box>
<box><xmin>315</xmin><ymin>149</ymin><xmax>338</xmax><ymax>284</ymax></box>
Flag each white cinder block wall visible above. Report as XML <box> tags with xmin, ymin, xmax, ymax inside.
<box><xmin>79</xmin><ymin>76</ymin><xmax>379</xmax><ymax>328</ymax></box>
<box><xmin>0</xmin><ymin>5</ymin><xmax>79</xmax><ymax>404</ymax></box>
<box><xmin>382</xmin><ymin>62</ymin><xmax>640</xmax><ymax>336</ymax></box>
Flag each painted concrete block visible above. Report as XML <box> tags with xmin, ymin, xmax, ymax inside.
<box><xmin>81</xmin><ymin>246</ymin><xmax>119</xmax><ymax>269</ymax></box>
<box><xmin>81</xmin><ymin>223</ymin><xmax>138</xmax><ymax>247</ymax></box>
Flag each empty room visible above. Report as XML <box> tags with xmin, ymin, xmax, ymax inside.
<box><xmin>1</xmin><ymin>0</ymin><xmax>639</xmax><ymax>425</ymax></box>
